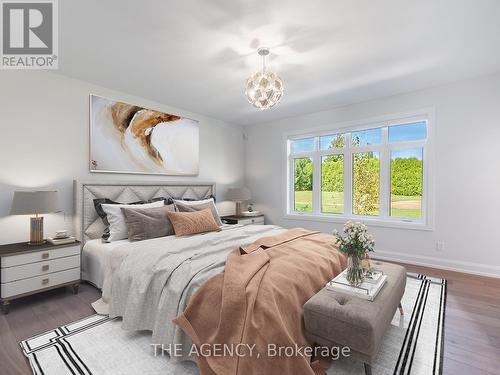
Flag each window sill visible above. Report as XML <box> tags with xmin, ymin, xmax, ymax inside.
<box><xmin>283</xmin><ymin>212</ymin><xmax>434</xmax><ymax>231</ymax></box>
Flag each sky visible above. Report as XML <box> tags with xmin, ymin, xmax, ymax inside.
<box><xmin>388</xmin><ymin>121</ymin><xmax>427</xmax><ymax>143</ymax></box>
<box><xmin>391</xmin><ymin>148</ymin><xmax>423</xmax><ymax>160</ymax></box>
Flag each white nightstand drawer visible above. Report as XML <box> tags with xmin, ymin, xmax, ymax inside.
<box><xmin>1</xmin><ymin>244</ymin><xmax>80</xmax><ymax>268</ymax></box>
<box><xmin>239</xmin><ymin>217</ymin><xmax>265</xmax><ymax>225</ymax></box>
<box><xmin>1</xmin><ymin>255</ymin><xmax>80</xmax><ymax>283</ymax></box>
<box><xmin>1</xmin><ymin>268</ymin><xmax>80</xmax><ymax>298</ymax></box>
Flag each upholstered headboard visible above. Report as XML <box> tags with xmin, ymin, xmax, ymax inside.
<box><xmin>73</xmin><ymin>180</ymin><xmax>216</xmax><ymax>244</ymax></box>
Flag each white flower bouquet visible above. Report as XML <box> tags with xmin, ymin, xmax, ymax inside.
<box><xmin>333</xmin><ymin>221</ymin><xmax>375</xmax><ymax>285</ymax></box>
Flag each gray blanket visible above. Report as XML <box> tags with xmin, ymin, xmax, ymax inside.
<box><xmin>92</xmin><ymin>225</ymin><xmax>285</xmax><ymax>361</ymax></box>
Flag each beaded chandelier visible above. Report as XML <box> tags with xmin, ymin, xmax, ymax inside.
<box><xmin>245</xmin><ymin>48</ymin><xmax>284</xmax><ymax>110</ymax></box>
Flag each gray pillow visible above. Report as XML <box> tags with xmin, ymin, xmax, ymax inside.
<box><xmin>94</xmin><ymin>197</ymin><xmax>167</xmax><ymax>242</ymax></box>
<box><xmin>121</xmin><ymin>205</ymin><xmax>176</xmax><ymax>241</ymax></box>
<box><xmin>174</xmin><ymin>200</ymin><xmax>223</xmax><ymax>226</ymax></box>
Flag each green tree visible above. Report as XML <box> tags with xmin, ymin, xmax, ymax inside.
<box><xmin>391</xmin><ymin>157</ymin><xmax>423</xmax><ymax>196</ymax></box>
<box><xmin>330</xmin><ymin>134</ymin><xmax>346</xmax><ymax>149</ymax></box>
<box><xmin>353</xmin><ymin>153</ymin><xmax>379</xmax><ymax>215</ymax></box>
<box><xmin>322</xmin><ymin>135</ymin><xmax>346</xmax><ymax>192</ymax></box>
<box><xmin>294</xmin><ymin>158</ymin><xmax>312</xmax><ymax>191</ymax></box>
<box><xmin>321</xmin><ymin>159</ymin><xmax>344</xmax><ymax>192</ymax></box>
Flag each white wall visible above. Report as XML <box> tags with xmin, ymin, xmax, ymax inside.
<box><xmin>2</xmin><ymin>70</ymin><xmax>499</xmax><ymax>277</ymax></box>
<box><xmin>245</xmin><ymin>73</ymin><xmax>500</xmax><ymax>277</ymax></box>
<box><xmin>0</xmin><ymin>71</ymin><xmax>245</xmax><ymax>244</ymax></box>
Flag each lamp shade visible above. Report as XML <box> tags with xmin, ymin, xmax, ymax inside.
<box><xmin>10</xmin><ymin>191</ymin><xmax>61</xmax><ymax>215</ymax></box>
<box><xmin>226</xmin><ymin>187</ymin><xmax>251</xmax><ymax>202</ymax></box>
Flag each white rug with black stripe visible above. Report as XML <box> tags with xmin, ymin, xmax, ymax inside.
<box><xmin>20</xmin><ymin>273</ymin><xmax>446</xmax><ymax>375</ymax></box>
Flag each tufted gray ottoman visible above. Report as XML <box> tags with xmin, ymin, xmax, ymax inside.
<box><xmin>304</xmin><ymin>261</ymin><xmax>406</xmax><ymax>375</ymax></box>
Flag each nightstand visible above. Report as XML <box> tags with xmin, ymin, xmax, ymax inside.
<box><xmin>221</xmin><ymin>215</ymin><xmax>265</xmax><ymax>226</ymax></box>
<box><xmin>0</xmin><ymin>241</ymin><xmax>81</xmax><ymax>314</ymax></box>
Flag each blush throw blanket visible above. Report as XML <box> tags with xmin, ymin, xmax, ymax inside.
<box><xmin>174</xmin><ymin>228</ymin><xmax>347</xmax><ymax>375</ymax></box>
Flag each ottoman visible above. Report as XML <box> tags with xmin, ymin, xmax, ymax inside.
<box><xmin>304</xmin><ymin>261</ymin><xmax>406</xmax><ymax>375</ymax></box>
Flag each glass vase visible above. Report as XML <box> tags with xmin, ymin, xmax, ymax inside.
<box><xmin>346</xmin><ymin>254</ymin><xmax>364</xmax><ymax>286</ymax></box>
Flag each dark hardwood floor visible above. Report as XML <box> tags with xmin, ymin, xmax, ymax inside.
<box><xmin>0</xmin><ymin>283</ymin><xmax>101</xmax><ymax>375</ymax></box>
<box><xmin>395</xmin><ymin>263</ymin><xmax>500</xmax><ymax>375</ymax></box>
<box><xmin>1</xmin><ymin>264</ymin><xmax>499</xmax><ymax>375</ymax></box>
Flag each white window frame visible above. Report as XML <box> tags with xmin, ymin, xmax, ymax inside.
<box><xmin>283</xmin><ymin>108</ymin><xmax>435</xmax><ymax>231</ymax></box>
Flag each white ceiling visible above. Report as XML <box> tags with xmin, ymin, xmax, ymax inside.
<box><xmin>58</xmin><ymin>0</ymin><xmax>500</xmax><ymax>126</ymax></box>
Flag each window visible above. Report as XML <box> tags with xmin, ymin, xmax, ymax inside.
<box><xmin>390</xmin><ymin>148</ymin><xmax>423</xmax><ymax>219</ymax></box>
<box><xmin>287</xmin><ymin>115</ymin><xmax>431</xmax><ymax>227</ymax></box>
<box><xmin>320</xmin><ymin>133</ymin><xmax>345</xmax><ymax>150</ymax></box>
<box><xmin>352</xmin><ymin>152</ymin><xmax>380</xmax><ymax>216</ymax></box>
<box><xmin>388</xmin><ymin>121</ymin><xmax>426</xmax><ymax>142</ymax></box>
<box><xmin>291</xmin><ymin>137</ymin><xmax>315</xmax><ymax>154</ymax></box>
<box><xmin>293</xmin><ymin>157</ymin><xmax>313</xmax><ymax>212</ymax></box>
<box><xmin>351</xmin><ymin>128</ymin><xmax>382</xmax><ymax>147</ymax></box>
<box><xmin>321</xmin><ymin>155</ymin><xmax>344</xmax><ymax>214</ymax></box>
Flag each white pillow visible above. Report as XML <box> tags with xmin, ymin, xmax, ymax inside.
<box><xmin>172</xmin><ymin>198</ymin><xmax>215</xmax><ymax>206</ymax></box>
<box><xmin>101</xmin><ymin>201</ymin><xmax>165</xmax><ymax>242</ymax></box>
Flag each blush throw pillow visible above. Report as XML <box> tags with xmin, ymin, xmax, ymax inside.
<box><xmin>121</xmin><ymin>205</ymin><xmax>175</xmax><ymax>241</ymax></box>
<box><xmin>168</xmin><ymin>208</ymin><xmax>221</xmax><ymax>237</ymax></box>
<box><xmin>173</xmin><ymin>198</ymin><xmax>223</xmax><ymax>226</ymax></box>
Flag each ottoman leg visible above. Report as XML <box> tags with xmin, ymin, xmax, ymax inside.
<box><xmin>364</xmin><ymin>363</ymin><xmax>372</xmax><ymax>375</ymax></box>
<box><xmin>398</xmin><ymin>302</ymin><xmax>404</xmax><ymax>315</ymax></box>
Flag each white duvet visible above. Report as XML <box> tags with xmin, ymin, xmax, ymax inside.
<box><xmin>92</xmin><ymin>224</ymin><xmax>285</xmax><ymax>362</ymax></box>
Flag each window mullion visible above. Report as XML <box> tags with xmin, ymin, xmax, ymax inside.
<box><xmin>379</xmin><ymin>127</ymin><xmax>389</xmax><ymax>218</ymax></box>
<box><xmin>344</xmin><ymin>133</ymin><xmax>353</xmax><ymax>216</ymax></box>
<box><xmin>312</xmin><ymin>151</ymin><xmax>321</xmax><ymax>214</ymax></box>
<box><xmin>421</xmin><ymin>146</ymin><xmax>427</xmax><ymax>223</ymax></box>
<box><xmin>289</xmin><ymin>157</ymin><xmax>294</xmax><ymax>213</ymax></box>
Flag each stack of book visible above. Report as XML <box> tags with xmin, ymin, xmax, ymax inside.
<box><xmin>47</xmin><ymin>236</ymin><xmax>77</xmax><ymax>245</ymax></box>
<box><xmin>240</xmin><ymin>211</ymin><xmax>262</xmax><ymax>217</ymax></box>
<box><xmin>326</xmin><ymin>270</ymin><xmax>386</xmax><ymax>301</ymax></box>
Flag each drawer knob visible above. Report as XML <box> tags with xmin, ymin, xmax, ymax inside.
<box><xmin>41</xmin><ymin>278</ymin><xmax>49</xmax><ymax>285</ymax></box>
<box><xmin>42</xmin><ymin>265</ymin><xmax>49</xmax><ymax>271</ymax></box>
<box><xmin>41</xmin><ymin>253</ymin><xmax>49</xmax><ymax>259</ymax></box>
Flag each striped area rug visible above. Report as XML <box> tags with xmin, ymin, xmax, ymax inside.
<box><xmin>20</xmin><ymin>273</ymin><xmax>446</xmax><ymax>375</ymax></box>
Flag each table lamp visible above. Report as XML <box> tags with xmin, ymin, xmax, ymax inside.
<box><xmin>226</xmin><ymin>187</ymin><xmax>251</xmax><ymax>217</ymax></box>
<box><xmin>10</xmin><ymin>191</ymin><xmax>61</xmax><ymax>245</ymax></box>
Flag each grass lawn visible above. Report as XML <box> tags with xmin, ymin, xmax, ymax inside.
<box><xmin>294</xmin><ymin>191</ymin><xmax>422</xmax><ymax>219</ymax></box>
<box><xmin>391</xmin><ymin>195</ymin><xmax>421</xmax><ymax>202</ymax></box>
<box><xmin>322</xmin><ymin>191</ymin><xmax>344</xmax><ymax>214</ymax></box>
<box><xmin>294</xmin><ymin>190</ymin><xmax>313</xmax><ymax>212</ymax></box>
<box><xmin>294</xmin><ymin>191</ymin><xmax>344</xmax><ymax>213</ymax></box>
<box><xmin>391</xmin><ymin>194</ymin><xmax>422</xmax><ymax>219</ymax></box>
<box><xmin>391</xmin><ymin>208</ymin><xmax>421</xmax><ymax>218</ymax></box>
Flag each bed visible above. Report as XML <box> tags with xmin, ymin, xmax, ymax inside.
<box><xmin>74</xmin><ymin>180</ymin><xmax>346</xmax><ymax>375</ymax></box>
<box><xmin>81</xmin><ymin>239</ymin><xmax>128</xmax><ymax>288</ymax></box>
<box><xmin>75</xmin><ymin>180</ymin><xmax>219</xmax><ymax>288</ymax></box>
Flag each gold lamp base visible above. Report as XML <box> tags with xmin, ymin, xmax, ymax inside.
<box><xmin>29</xmin><ymin>216</ymin><xmax>45</xmax><ymax>245</ymax></box>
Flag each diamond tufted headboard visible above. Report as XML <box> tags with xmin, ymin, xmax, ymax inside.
<box><xmin>73</xmin><ymin>180</ymin><xmax>216</xmax><ymax>245</ymax></box>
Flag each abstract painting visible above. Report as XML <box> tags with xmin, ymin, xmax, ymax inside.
<box><xmin>90</xmin><ymin>95</ymin><xmax>199</xmax><ymax>175</ymax></box>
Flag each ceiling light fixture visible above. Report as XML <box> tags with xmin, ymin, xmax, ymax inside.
<box><xmin>245</xmin><ymin>47</ymin><xmax>283</xmax><ymax>110</ymax></box>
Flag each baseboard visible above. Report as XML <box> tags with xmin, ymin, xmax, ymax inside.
<box><xmin>372</xmin><ymin>250</ymin><xmax>500</xmax><ymax>279</ymax></box>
